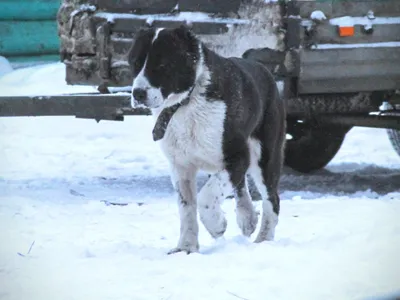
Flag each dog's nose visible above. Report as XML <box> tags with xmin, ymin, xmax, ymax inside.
<box><xmin>132</xmin><ymin>88</ymin><xmax>147</xmax><ymax>102</ymax></box>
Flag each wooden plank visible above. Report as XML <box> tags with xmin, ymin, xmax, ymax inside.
<box><xmin>310</xmin><ymin>23</ymin><xmax>400</xmax><ymax>44</ymax></box>
<box><xmin>95</xmin><ymin>16</ymin><xmax>234</xmax><ymax>35</ymax></box>
<box><xmin>111</xmin><ymin>38</ymin><xmax>133</xmax><ymax>55</ymax></box>
<box><xmin>188</xmin><ymin>22</ymin><xmax>230</xmax><ymax>35</ymax></box>
<box><xmin>285</xmin><ymin>18</ymin><xmax>301</xmax><ymax>49</ymax></box>
<box><xmin>300</xmin><ymin>47</ymin><xmax>400</xmax><ymax>63</ymax></box>
<box><xmin>332</xmin><ymin>0</ymin><xmax>400</xmax><ymax>18</ymax></box>
<box><xmin>299</xmin><ymin>75</ymin><xmax>400</xmax><ymax>93</ymax></box>
<box><xmin>94</xmin><ymin>0</ymin><xmax>177</xmax><ymax>14</ymax></box>
<box><xmin>301</xmin><ymin>62</ymin><xmax>399</xmax><ymax>80</ymax></box>
<box><xmin>0</xmin><ymin>0</ymin><xmax>60</xmax><ymax>21</ymax></box>
<box><xmin>108</xmin><ymin>18</ymin><xmax>147</xmax><ymax>33</ymax></box>
<box><xmin>66</xmin><ymin>61</ymin><xmax>132</xmax><ymax>87</ymax></box>
<box><xmin>178</xmin><ymin>0</ymin><xmax>241</xmax><ymax>14</ymax></box>
<box><xmin>66</xmin><ymin>64</ymin><xmax>103</xmax><ymax>86</ymax></box>
<box><xmin>0</xmin><ymin>21</ymin><xmax>59</xmax><ymax>56</ymax></box>
<box><xmin>0</xmin><ymin>94</ymin><xmax>151</xmax><ymax>117</ymax></box>
<box><xmin>299</xmin><ymin>47</ymin><xmax>400</xmax><ymax>93</ymax></box>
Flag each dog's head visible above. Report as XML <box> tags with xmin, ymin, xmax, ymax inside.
<box><xmin>129</xmin><ymin>25</ymin><xmax>200</xmax><ymax>109</ymax></box>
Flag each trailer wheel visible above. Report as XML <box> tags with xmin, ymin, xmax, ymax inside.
<box><xmin>284</xmin><ymin>120</ymin><xmax>350</xmax><ymax>173</ymax></box>
<box><xmin>387</xmin><ymin>129</ymin><xmax>400</xmax><ymax>157</ymax></box>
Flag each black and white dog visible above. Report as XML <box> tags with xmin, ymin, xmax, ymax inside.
<box><xmin>129</xmin><ymin>25</ymin><xmax>286</xmax><ymax>254</ymax></box>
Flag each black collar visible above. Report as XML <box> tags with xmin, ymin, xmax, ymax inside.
<box><xmin>152</xmin><ymin>85</ymin><xmax>195</xmax><ymax>141</ymax></box>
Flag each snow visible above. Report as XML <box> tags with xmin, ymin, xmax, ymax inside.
<box><xmin>329</xmin><ymin>16</ymin><xmax>400</xmax><ymax>26</ymax></box>
<box><xmin>70</xmin><ymin>4</ymin><xmax>96</xmax><ymax>18</ymax></box>
<box><xmin>1</xmin><ymin>64</ymin><xmax>400</xmax><ymax>300</ymax></box>
<box><xmin>0</xmin><ymin>56</ymin><xmax>13</xmax><ymax>78</ymax></box>
<box><xmin>0</xmin><ymin>62</ymin><xmax>96</xmax><ymax>96</ymax></box>
<box><xmin>95</xmin><ymin>11</ymin><xmax>250</xmax><ymax>25</ymax></box>
<box><xmin>311</xmin><ymin>41</ymin><xmax>400</xmax><ymax>50</ymax></box>
<box><xmin>310</xmin><ymin>10</ymin><xmax>326</xmax><ymax>21</ymax></box>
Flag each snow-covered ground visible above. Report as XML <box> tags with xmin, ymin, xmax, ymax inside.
<box><xmin>1</xmin><ymin>63</ymin><xmax>400</xmax><ymax>300</ymax></box>
<box><xmin>0</xmin><ymin>57</ymin><xmax>13</xmax><ymax>78</ymax></box>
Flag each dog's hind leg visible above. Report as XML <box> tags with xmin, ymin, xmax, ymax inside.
<box><xmin>233</xmin><ymin>176</ymin><xmax>259</xmax><ymax>237</ymax></box>
<box><xmin>168</xmin><ymin>165</ymin><xmax>200</xmax><ymax>255</ymax></box>
<box><xmin>250</xmin><ymin>132</ymin><xmax>285</xmax><ymax>243</ymax></box>
<box><xmin>198</xmin><ymin>172</ymin><xmax>232</xmax><ymax>239</ymax></box>
<box><xmin>225</xmin><ymin>136</ymin><xmax>258</xmax><ymax>237</ymax></box>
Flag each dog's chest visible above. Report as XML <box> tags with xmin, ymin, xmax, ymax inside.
<box><xmin>159</xmin><ymin>99</ymin><xmax>226</xmax><ymax>172</ymax></box>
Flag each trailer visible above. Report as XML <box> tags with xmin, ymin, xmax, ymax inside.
<box><xmin>1</xmin><ymin>0</ymin><xmax>399</xmax><ymax>173</ymax></box>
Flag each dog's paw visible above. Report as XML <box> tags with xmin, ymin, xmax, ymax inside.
<box><xmin>167</xmin><ymin>247</ymin><xmax>195</xmax><ymax>255</ymax></box>
<box><xmin>167</xmin><ymin>244</ymin><xmax>199</xmax><ymax>255</ymax></box>
<box><xmin>253</xmin><ymin>227</ymin><xmax>275</xmax><ymax>243</ymax></box>
<box><xmin>167</xmin><ymin>237</ymin><xmax>199</xmax><ymax>255</ymax></box>
<box><xmin>200</xmin><ymin>214</ymin><xmax>227</xmax><ymax>239</ymax></box>
<box><xmin>236</xmin><ymin>207</ymin><xmax>258</xmax><ymax>237</ymax></box>
<box><xmin>211</xmin><ymin>217</ymin><xmax>228</xmax><ymax>239</ymax></box>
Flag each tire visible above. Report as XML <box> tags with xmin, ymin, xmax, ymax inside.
<box><xmin>284</xmin><ymin>119</ymin><xmax>350</xmax><ymax>173</ymax></box>
<box><xmin>387</xmin><ymin>129</ymin><xmax>400</xmax><ymax>157</ymax></box>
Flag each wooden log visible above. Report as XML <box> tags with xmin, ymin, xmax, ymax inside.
<box><xmin>0</xmin><ymin>21</ymin><xmax>59</xmax><ymax>56</ymax></box>
<box><xmin>0</xmin><ymin>0</ymin><xmax>60</xmax><ymax>21</ymax></box>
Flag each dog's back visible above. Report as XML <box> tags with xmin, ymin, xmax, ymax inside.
<box><xmin>202</xmin><ymin>46</ymin><xmax>285</xmax><ymax>141</ymax></box>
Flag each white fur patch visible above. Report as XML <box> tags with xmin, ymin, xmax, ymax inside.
<box><xmin>248</xmin><ymin>137</ymin><xmax>279</xmax><ymax>242</ymax></box>
<box><xmin>159</xmin><ymin>96</ymin><xmax>227</xmax><ymax>173</ymax></box>
<box><xmin>248</xmin><ymin>138</ymin><xmax>267</xmax><ymax>199</ymax></box>
<box><xmin>163</xmin><ymin>90</ymin><xmax>191</xmax><ymax>108</ymax></box>
<box><xmin>255</xmin><ymin>200</ymin><xmax>278</xmax><ymax>242</ymax></box>
<box><xmin>155</xmin><ymin>46</ymin><xmax>227</xmax><ymax>173</ymax></box>
<box><xmin>198</xmin><ymin>172</ymin><xmax>232</xmax><ymax>238</ymax></box>
<box><xmin>169</xmin><ymin>164</ymin><xmax>199</xmax><ymax>253</ymax></box>
<box><xmin>152</xmin><ymin>28</ymin><xmax>164</xmax><ymax>43</ymax></box>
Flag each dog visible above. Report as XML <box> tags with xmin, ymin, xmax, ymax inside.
<box><xmin>129</xmin><ymin>25</ymin><xmax>286</xmax><ymax>254</ymax></box>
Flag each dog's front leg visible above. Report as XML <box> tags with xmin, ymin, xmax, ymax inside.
<box><xmin>168</xmin><ymin>165</ymin><xmax>199</xmax><ymax>255</ymax></box>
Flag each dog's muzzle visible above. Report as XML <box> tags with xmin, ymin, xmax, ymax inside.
<box><xmin>132</xmin><ymin>88</ymin><xmax>147</xmax><ymax>103</ymax></box>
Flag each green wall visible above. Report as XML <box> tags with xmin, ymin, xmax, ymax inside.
<box><xmin>0</xmin><ymin>0</ymin><xmax>61</xmax><ymax>64</ymax></box>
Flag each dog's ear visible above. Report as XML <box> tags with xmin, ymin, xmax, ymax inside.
<box><xmin>173</xmin><ymin>25</ymin><xmax>198</xmax><ymax>63</ymax></box>
<box><xmin>128</xmin><ymin>27</ymin><xmax>156</xmax><ymax>71</ymax></box>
